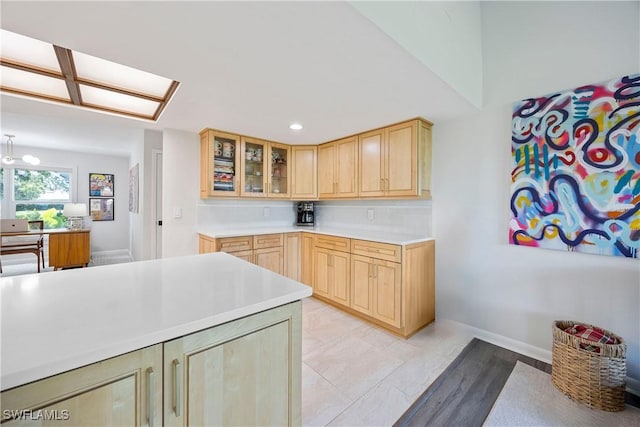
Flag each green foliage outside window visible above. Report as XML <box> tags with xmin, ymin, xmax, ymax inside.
<box><xmin>3</xmin><ymin>168</ymin><xmax>71</xmax><ymax>229</ymax></box>
<box><xmin>15</xmin><ymin>205</ymin><xmax>66</xmax><ymax>229</ymax></box>
<box><xmin>13</xmin><ymin>169</ymin><xmax>70</xmax><ymax>200</ymax></box>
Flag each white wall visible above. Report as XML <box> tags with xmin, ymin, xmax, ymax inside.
<box><xmin>130</xmin><ymin>138</ymin><xmax>144</xmax><ymax>261</ymax></box>
<box><xmin>162</xmin><ymin>129</ymin><xmax>200</xmax><ymax>258</ymax></box>
<box><xmin>1</xmin><ymin>146</ymin><xmax>130</xmax><ymax>253</ymax></box>
<box><xmin>351</xmin><ymin>1</ymin><xmax>483</xmax><ymax>107</ymax></box>
<box><xmin>434</xmin><ymin>1</ymin><xmax>640</xmax><ymax>382</ymax></box>
<box><xmin>130</xmin><ymin>130</ymin><xmax>163</xmax><ymax>261</ymax></box>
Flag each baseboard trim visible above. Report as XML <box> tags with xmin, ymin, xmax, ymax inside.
<box><xmin>440</xmin><ymin>319</ymin><xmax>639</xmax><ymax>396</ymax></box>
<box><xmin>90</xmin><ymin>249</ymin><xmax>133</xmax><ymax>265</ymax></box>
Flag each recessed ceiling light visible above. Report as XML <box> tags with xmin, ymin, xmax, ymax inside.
<box><xmin>289</xmin><ymin>123</ymin><xmax>303</xmax><ymax>130</ymax></box>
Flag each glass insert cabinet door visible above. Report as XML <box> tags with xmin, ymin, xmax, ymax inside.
<box><xmin>241</xmin><ymin>137</ymin><xmax>268</xmax><ymax>197</ymax></box>
<box><xmin>268</xmin><ymin>142</ymin><xmax>290</xmax><ymax>198</ymax></box>
<box><xmin>203</xmin><ymin>130</ymin><xmax>241</xmax><ymax>196</ymax></box>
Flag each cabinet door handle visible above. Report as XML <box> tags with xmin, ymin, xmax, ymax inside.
<box><xmin>173</xmin><ymin>359</ymin><xmax>182</xmax><ymax>417</ymax></box>
<box><xmin>147</xmin><ymin>367</ymin><xmax>155</xmax><ymax>426</ymax></box>
<box><xmin>368</xmin><ymin>263</ymin><xmax>372</xmax><ymax>278</ymax></box>
<box><xmin>385</xmin><ymin>178</ymin><xmax>389</xmax><ymax>191</ymax></box>
<box><xmin>373</xmin><ymin>264</ymin><xmax>378</xmax><ymax>278</ymax></box>
<box><xmin>380</xmin><ymin>178</ymin><xmax>384</xmax><ymax>191</ymax></box>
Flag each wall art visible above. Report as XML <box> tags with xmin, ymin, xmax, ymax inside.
<box><xmin>510</xmin><ymin>73</ymin><xmax>640</xmax><ymax>258</ymax></box>
<box><xmin>89</xmin><ymin>173</ymin><xmax>114</xmax><ymax>197</ymax></box>
<box><xmin>90</xmin><ymin>198</ymin><xmax>114</xmax><ymax>221</ymax></box>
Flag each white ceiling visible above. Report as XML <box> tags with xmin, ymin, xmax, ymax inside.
<box><xmin>0</xmin><ymin>1</ymin><xmax>477</xmax><ymax>157</ymax></box>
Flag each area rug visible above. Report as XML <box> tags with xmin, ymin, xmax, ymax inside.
<box><xmin>483</xmin><ymin>361</ymin><xmax>640</xmax><ymax>426</ymax></box>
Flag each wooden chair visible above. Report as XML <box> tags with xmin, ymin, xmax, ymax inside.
<box><xmin>0</xmin><ymin>220</ymin><xmax>45</xmax><ymax>273</ymax></box>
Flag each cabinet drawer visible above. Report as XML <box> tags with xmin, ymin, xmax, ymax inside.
<box><xmin>254</xmin><ymin>233</ymin><xmax>284</xmax><ymax>249</ymax></box>
<box><xmin>350</xmin><ymin>239</ymin><xmax>401</xmax><ymax>262</ymax></box>
<box><xmin>216</xmin><ymin>236</ymin><xmax>253</xmax><ymax>252</ymax></box>
<box><xmin>315</xmin><ymin>234</ymin><xmax>350</xmax><ymax>252</ymax></box>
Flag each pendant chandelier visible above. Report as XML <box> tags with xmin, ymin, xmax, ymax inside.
<box><xmin>2</xmin><ymin>134</ymin><xmax>40</xmax><ymax>165</ymax></box>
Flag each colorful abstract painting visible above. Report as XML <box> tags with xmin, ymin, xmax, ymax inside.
<box><xmin>510</xmin><ymin>73</ymin><xmax>640</xmax><ymax>258</ymax></box>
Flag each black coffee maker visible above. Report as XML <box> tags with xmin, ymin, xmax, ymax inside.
<box><xmin>296</xmin><ymin>202</ymin><xmax>315</xmax><ymax>226</ymax></box>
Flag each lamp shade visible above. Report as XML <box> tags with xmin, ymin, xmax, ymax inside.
<box><xmin>63</xmin><ymin>203</ymin><xmax>88</xmax><ymax>217</ymax></box>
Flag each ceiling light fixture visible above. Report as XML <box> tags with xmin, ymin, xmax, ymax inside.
<box><xmin>2</xmin><ymin>134</ymin><xmax>40</xmax><ymax>165</ymax></box>
<box><xmin>289</xmin><ymin>123</ymin><xmax>303</xmax><ymax>130</ymax></box>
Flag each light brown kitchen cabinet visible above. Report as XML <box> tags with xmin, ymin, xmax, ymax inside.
<box><xmin>200</xmin><ymin>117</ymin><xmax>431</xmax><ymax>200</ymax></box>
<box><xmin>164</xmin><ymin>302</ymin><xmax>301</xmax><ymax>427</ymax></box>
<box><xmin>198</xmin><ymin>233</ymin><xmax>283</xmax><ymax>275</ymax></box>
<box><xmin>240</xmin><ymin>136</ymin><xmax>269</xmax><ymax>197</ymax></box>
<box><xmin>198</xmin><ymin>234</ymin><xmax>216</xmax><ymax>254</ymax></box>
<box><xmin>314</xmin><ymin>236</ymin><xmax>435</xmax><ymax>337</ymax></box>
<box><xmin>314</xmin><ymin>242</ymin><xmax>350</xmax><ymax>306</ymax></box>
<box><xmin>268</xmin><ymin>142</ymin><xmax>291</xmax><ymax>198</ymax></box>
<box><xmin>359</xmin><ymin>119</ymin><xmax>432</xmax><ymax>198</ymax></box>
<box><xmin>1</xmin><ymin>345</ymin><xmax>163</xmax><ymax>426</ymax></box>
<box><xmin>284</xmin><ymin>232</ymin><xmax>300</xmax><ymax>281</ymax></box>
<box><xmin>291</xmin><ymin>145</ymin><xmax>318</xmax><ymax>200</ymax></box>
<box><xmin>351</xmin><ymin>255</ymin><xmax>402</xmax><ymax>328</ymax></box>
<box><xmin>254</xmin><ymin>246</ymin><xmax>284</xmax><ymax>274</ymax></box>
<box><xmin>240</xmin><ymin>137</ymin><xmax>290</xmax><ymax>198</ymax></box>
<box><xmin>299</xmin><ymin>232</ymin><xmax>315</xmax><ymax>287</ymax></box>
<box><xmin>200</xmin><ymin>129</ymin><xmax>242</xmax><ymax>197</ymax></box>
<box><xmin>318</xmin><ymin>136</ymin><xmax>358</xmax><ymax>199</ymax></box>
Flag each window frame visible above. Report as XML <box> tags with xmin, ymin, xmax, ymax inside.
<box><xmin>1</xmin><ymin>162</ymin><xmax>78</xmax><ymax>220</ymax></box>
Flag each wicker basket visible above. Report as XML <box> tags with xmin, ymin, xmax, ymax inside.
<box><xmin>551</xmin><ymin>320</ymin><xmax>627</xmax><ymax>411</ymax></box>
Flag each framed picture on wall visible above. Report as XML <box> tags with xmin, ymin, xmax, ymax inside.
<box><xmin>90</xmin><ymin>198</ymin><xmax>114</xmax><ymax>221</ymax></box>
<box><xmin>89</xmin><ymin>173</ymin><xmax>114</xmax><ymax>197</ymax></box>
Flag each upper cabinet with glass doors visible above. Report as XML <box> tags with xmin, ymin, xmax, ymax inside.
<box><xmin>241</xmin><ymin>136</ymin><xmax>268</xmax><ymax>197</ymax></box>
<box><xmin>267</xmin><ymin>142</ymin><xmax>291</xmax><ymax>198</ymax></box>
<box><xmin>200</xmin><ymin>129</ymin><xmax>241</xmax><ymax>197</ymax></box>
<box><xmin>200</xmin><ymin>117</ymin><xmax>432</xmax><ymax>201</ymax></box>
<box><xmin>240</xmin><ymin>137</ymin><xmax>290</xmax><ymax>198</ymax></box>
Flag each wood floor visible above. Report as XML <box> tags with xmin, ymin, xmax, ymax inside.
<box><xmin>394</xmin><ymin>338</ymin><xmax>639</xmax><ymax>427</ymax></box>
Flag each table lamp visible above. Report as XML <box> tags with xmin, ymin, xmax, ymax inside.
<box><xmin>63</xmin><ymin>203</ymin><xmax>88</xmax><ymax>230</ymax></box>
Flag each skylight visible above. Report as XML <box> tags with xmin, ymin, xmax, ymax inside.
<box><xmin>0</xmin><ymin>29</ymin><xmax>179</xmax><ymax>121</ymax></box>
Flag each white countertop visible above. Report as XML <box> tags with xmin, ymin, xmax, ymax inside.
<box><xmin>197</xmin><ymin>226</ymin><xmax>433</xmax><ymax>245</ymax></box>
<box><xmin>0</xmin><ymin>253</ymin><xmax>311</xmax><ymax>391</ymax></box>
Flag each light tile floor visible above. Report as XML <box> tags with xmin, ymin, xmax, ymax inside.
<box><xmin>301</xmin><ymin>297</ymin><xmax>474</xmax><ymax>427</ymax></box>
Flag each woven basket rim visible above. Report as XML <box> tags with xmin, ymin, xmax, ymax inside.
<box><xmin>553</xmin><ymin>320</ymin><xmax>626</xmax><ymax>347</ymax></box>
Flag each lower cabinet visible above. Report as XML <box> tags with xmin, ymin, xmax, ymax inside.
<box><xmin>314</xmin><ymin>247</ymin><xmax>350</xmax><ymax>306</ymax></box>
<box><xmin>1</xmin><ymin>345</ymin><xmax>163</xmax><ymax>426</ymax></box>
<box><xmin>197</xmin><ymin>231</ymin><xmax>435</xmax><ymax>337</ymax></box>
<box><xmin>254</xmin><ymin>246</ymin><xmax>284</xmax><ymax>274</ymax></box>
<box><xmin>313</xmin><ymin>237</ymin><xmax>435</xmax><ymax>337</ymax></box>
<box><xmin>351</xmin><ymin>255</ymin><xmax>402</xmax><ymax>328</ymax></box>
<box><xmin>284</xmin><ymin>232</ymin><xmax>300</xmax><ymax>280</ymax></box>
<box><xmin>299</xmin><ymin>233</ymin><xmax>315</xmax><ymax>287</ymax></box>
<box><xmin>164</xmin><ymin>302</ymin><xmax>301</xmax><ymax>426</ymax></box>
<box><xmin>198</xmin><ymin>233</ymin><xmax>284</xmax><ymax>275</ymax></box>
<box><xmin>1</xmin><ymin>302</ymin><xmax>302</xmax><ymax>427</ymax></box>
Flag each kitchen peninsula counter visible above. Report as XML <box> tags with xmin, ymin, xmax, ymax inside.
<box><xmin>197</xmin><ymin>225</ymin><xmax>433</xmax><ymax>245</ymax></box>
<box><xmin>0</xmin><ymin>252</ymin><xmax>311</xmax><ymax>391</ymax></box>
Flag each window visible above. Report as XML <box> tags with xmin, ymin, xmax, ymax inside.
<box><xmin>1</xmin><ymin>165</ymin><xmax>74</xmax><ymax>229</ymax></box>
